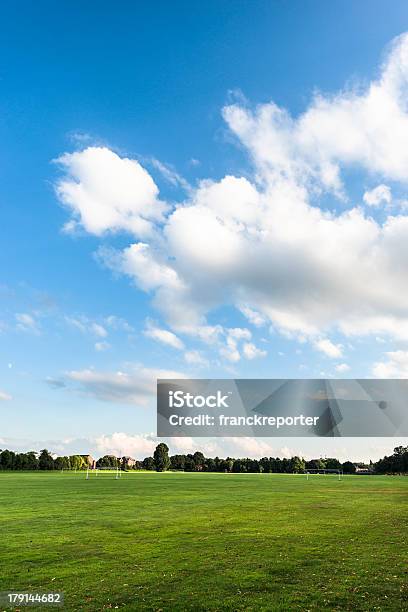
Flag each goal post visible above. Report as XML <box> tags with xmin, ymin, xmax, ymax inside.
<box><xmin>85</xmin><ymin>466</ymin><xmax>123</xmax><ymax>479</ymax></box>
<box><xmin>305</xmin><ymin>468</ymin><xmax>343</xmax><ymax>481</ymax></box>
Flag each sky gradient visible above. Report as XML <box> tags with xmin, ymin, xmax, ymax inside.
<box><xmin>1</xmin><ymin>1</ymin><xmax>408</xmax><ymax>461</ymax></box>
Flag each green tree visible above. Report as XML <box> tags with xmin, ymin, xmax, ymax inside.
<box><xmin>205</xmin><ymin>458</ymin><xmax>216</xmax><ymax>472</ymax></box>
<box><xmin>96</xmin><ymin>455</ymin><xmax>118</xmax><ymax>468</ymax></box>
<box><xmin>0</xmin><ymin>449</ymin><xmax>15</xmax><ymax>470</ymax></box>
<box><xmin>219</xmin><ymin>458</ymin><xmax>233</xmax><ymax>472</ymax></box>
<box><xmin>232</xmin><ymin>459</ymin><xmax>243</xmax><ymax>473</ymax></box>
<box><xmin>193</xmin><ymin>452</ymin><xmax>205</xmax><ymax>471</ymax></box>
<box><xmin>375</xmin><ymin>446</ymin><xmax>408</xmax><ymax>474</ymax></box>
<box><xmin>305</xmin><ymin>459</ymin><xmax>326</xmax><ymax>471</ymax></box>
<box><xmin>142</xmin><ymin>456</ymin><xmax>155</xmax><ymax>470</ymax></box>
<box><xmin>153</xmin><ymin>443</ymin><xmax>170</xmax><ymax>472</ymax></box>
<box><xmin>25</xmin><ymin>452</ymin><xmax>39</xmax><ymax>470</ymax></box>
<box><xmin>290</xmin><ymin>456</ymin><xmax>305</xmax><ymax>473</ymax></box>
<box><xmin>184</xmin><ymin>455</ymin><xmax>195</xmax><ymax>471</ymax></box>
<box><xmin>325</xmin><ymin>458</ymin><xmax>342</xmax><ymax>470</ymax></box>
<box><xmin>170</xmin><ymin>454</ymin><xmax>186</xmax><ymax>471</ymax></box>
<box><xmin>69</xmin><ymin>455</ymin><xmax>84</xmax><ymax>470</ymax></box>
<box><xmin>342</xmin><ymin>461</ymin><xmax>356</xmax><ymax>474</ymax></box>
<box><xmin>14</xmin><ymin>453</ymin><xmax>29</xmax><ymax>470</ymax></box>
<box><xmin>54</xmin><ymin>456</ymin><xmax>70</xmax><ymax>470</ymax></box>
<box><xmin>39</xmin><ymin>449</ymin><xmax>54</xmax><ymax>470</ymax></box>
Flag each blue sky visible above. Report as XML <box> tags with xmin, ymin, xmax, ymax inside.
<box><xmin>1</xmin><ymin>1</ymin><xmax>408</xmax><ymax>461</ymax></box>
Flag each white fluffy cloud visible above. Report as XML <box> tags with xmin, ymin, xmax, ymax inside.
<box><xmin>335</xmin><ymin>363</ymin><xmax>350</xmax><ymax>373</ymax></box>
<box><xmin>228</xmin><ymin>327</ymin><xmax>252</xmax><ymax>341</ymax></box>
<box><xmin>242</xmin><ymin>342</ymin><xmax>267</xmax><ymax>360</ymax></box>
<box><xmin>218</xmin><ymin>327</ymin><xmax>255</xmax><ymax>362</ymax></box>
<box><xmin>373</xmin><ymin>350</ymin><xmax>408</xmax><ymax>377</ymax></box>
<box><xmin>363</xmin><ymin>184</ymin><xmax>392</xmax><ymax>207</ymax></box>
<box><xmin>220</xmin><ymin>437</ymin><xmax>289</xmax><ymax>459</ymax></box>
<box><xmin>91</xmin><ymin>323</ymin><xmax>107</xmax><ymax>338</ymax></box>
<box><xmin>314</xmin><ymin>338</ymin><xmax>343</xmax><ymax>359</ymax></box>
<box><xmin>184</xmin><ymin>350</ymin><xmax>209</xmax><ymax>367</ymax></box>
<box><xmin>239</xmin><ymin>306</ymin><xmax>267</xmax><ymax>327</ymax></box>
<box><xmin>65</xmin><ymin>365</ymin><xmax>186</xmax><ymax>405</ymax></box>
<box><xmin>104</xmin><ymin>315</ymin><xmax>134</xmax><ymax>332</ymax></box>
<box><xmin>0</xmin><ymin>390</ymin><xmax>12</xmax><ymax>401</ymax></box>
<box><xmin>57</xmin><ymin>33</ymin><xmax>408</xmax><ymax>352</ymax></box>
<box><xmin>224</xmin><ymin>33</ymin><xmax>408</xmax><ymax>188</ymax></box>
<box><xmin>55</xmin><ymin>147</ymin><xmax>167</xmax><ymax>236</ymax></box>
<box><xmin>219</xmin><ymin>335</ymin><xmax>241</xmax><ymax>363</ymax></box>
<box><xmin>95</xmin><ymin>432</ymin><xmax>157</xmax><ymax>457</ymax></box>
<box><xmin>144</xmin><ymin>323</ymin><xmax>184</xmax><ymax>350</ymax></box>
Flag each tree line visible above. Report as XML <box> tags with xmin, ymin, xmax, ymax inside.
<box><xmin>0</xmin><ymin>444</ymin><xmax>406</xmax><ymax>474</ymax></box>
<box><xmin>374</xmin><ymin>445</ymin><xmax>408</xmax><ymax>474</ymax></box>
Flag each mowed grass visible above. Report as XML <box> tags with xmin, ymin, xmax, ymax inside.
<box><xmin>0</xmin><ymin>472</ymin><xmax>407</xmax><ymax>611</ymax></box>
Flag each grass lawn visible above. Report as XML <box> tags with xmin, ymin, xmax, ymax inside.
<box><xmin>0</xmin><ymin>472</ymin><xmax>407</xmax><ymax>611</ymax></box>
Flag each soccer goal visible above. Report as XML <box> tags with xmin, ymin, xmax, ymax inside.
<box><xmin>86</xmin><ymin>466</ymin><xmax>123</xmax><ymax>479</ymax></box>
<box><xmin>305</xmin><ymin>468</ymin><xmax>343</xmax><ymax>481</ymax></box>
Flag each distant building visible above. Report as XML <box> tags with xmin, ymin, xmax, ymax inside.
<box><xmin>122</xmin><ymin>456</ymin><xmax>136</xmax><ymax>468</ymax></box>
<box><xmin>354</xmin><ymin>463</ymin><xmax>373</xmax><ymax>474</ymax></box>
<box><xmin>81</xmin><ymin>454</ymin><xmax>96</xmax><ymax>469</ymax></box>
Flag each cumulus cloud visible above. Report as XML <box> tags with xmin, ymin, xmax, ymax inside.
<box><xmin>373</xmin><ymin>350</ymin><xmax>408</xmax><ymax>377</ymax></box>
<box><xmin>314</xmin><ymin>338</ymin><xmax>343</xmax><ymax>358</ymax></box>
<box><xmin>104</xmin><ymin>315</ymin><xmax>134</xmax><ymax>332</ymax></box>
<box><xmin>95</xmin><ymin>432</ymin><xmax>157</xmax><ymax>457</ymax></box>
<box><xmin>215</xmin><ymin>327</ymin><xmax>251</xmax><ymax>362</ymax></box>
<box><xmin>55</xmin><ymin>147</ymin><xmax>167</xmax><ymax>236</ymax></box>
<box><xmin>95</xmin><ymin>433</ymin><xmax>217</xmax><ymax>458</ymax></box>
<box><xmin>184</xmin><ymin>350</ymin><xmax>209</xmax><ymax>367</ymax></box>
<box><xmin>224</xmin><ymin>32</ymin><xmax>408</xmax><ymax>187</ymax></box>
<box><xmin>228</xmin><ymin>327</ymin><xmax>252</xmax><ymax>341</ymax></box>
<box><xmin>58</xmin><ymin>33</ymin><xmax>408</xmax><ymax>350</ymax></box>
<box><xmin>65</xmin><ymin>365</ymin><xmax>186</xmax><ymax>405</ymax></box>
<box><xmin>220</xmin><ymin>437</ymin><xmax>287</xmax><ymax>458</ymax></box>
<box><xmin>363</xmin><ymin>184</ymin><xmax>392</xmax><ymax>207</ymax></box>
<box><xmin>239</xmin><ymin>305</ymin><xmax>267</xmax><ymax>327</ymax></box>
<box><xmin>242</xmin><ymin>342</ymin><xmax>267</xmax><ymax>359</ymax></box>
<box><xmin>0</xmin><ymin>390</ymin><xmax>12</xmax><ymax>401</ymax></box>
<box><xmin>91</xmin><ymin>323</ymin><xmax>108</xmax><ymax>338</ymax></box>
<box><xmin>144</xmin><ymin>322</ymin><xmax>185</xmax><ymax>350</ymax></box>
<box><xmin>335</xmin><ymin>363</ymin><xmax>350</xmax><ymax>373</ymax></box>
<box><xmin>219</xmin><ymin>335</ymin><xmax>241</xmax><ymax>363</ymax></box>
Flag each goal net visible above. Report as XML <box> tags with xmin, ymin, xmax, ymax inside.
<box><xmin>305</xmin><ymin>468</ymin><xmax>343</xmax><ymax>480</ymax></box>
<box><xmin>86</xmin><ymin>466</ymin><xmax>123</xmax><ymax>479</ymax></box>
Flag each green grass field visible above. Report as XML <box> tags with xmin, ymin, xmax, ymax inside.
<box><xmin>0</xmin><ymin>472</ymin><xmax>407</xmax><ymax>611</ymax></box>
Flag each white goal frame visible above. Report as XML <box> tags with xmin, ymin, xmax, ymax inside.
<box><xmin>305</xmin><ymin>468</ymin><xmax>343</xmax><ymax>481</ymax></box>
<box><xmin>85</xmin><ymin>466</ymin><xmax>123</xmax><ymax>479</ymax></box>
